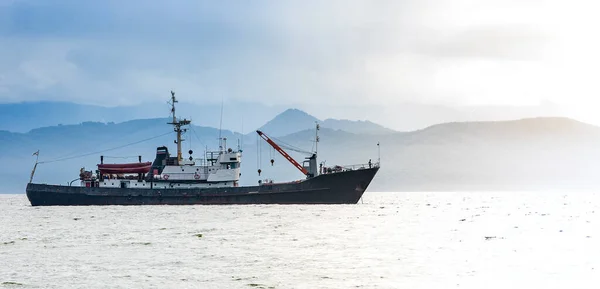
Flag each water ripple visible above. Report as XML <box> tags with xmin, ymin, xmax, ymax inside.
<box><xmin>2</xmin><ymin>192</ymin><xmax>600</xmax><ymax>288</ymax></box>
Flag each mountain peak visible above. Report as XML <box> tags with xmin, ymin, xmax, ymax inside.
<box><xmin>257</xmin><ymin>108</ymin><xmax>320</xmax><ymax>137</ymax></box>
<box><xmin>278</xmin><ymin>108</ymin><xmax>316</xmax><ymax>118</ymax></box>
<box><xmin>256</xmin><ymin>108</ymin><xmax>396</xmax><ymax>136</ymax></box>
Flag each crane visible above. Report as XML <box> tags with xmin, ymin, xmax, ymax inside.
<box><xmin>256</xmin><ymin>130</ymin><xmax>309</xmax><ymax>176</ymax></box>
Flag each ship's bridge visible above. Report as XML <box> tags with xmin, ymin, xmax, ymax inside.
<box><xmin>218</xmin><ymin>150</ymin><xmax>241</xmax><ymax>168</ymax></box>
<box><xmin>156</xmin><ymin>148</ymin><xmax>242</xmax><ymax>184</ymax></box>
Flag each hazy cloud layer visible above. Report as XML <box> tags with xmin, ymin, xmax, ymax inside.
<box><xmin>0</xmin><ymin>0</ymin><xmax>597</xmax><ymax>124</ymax></box>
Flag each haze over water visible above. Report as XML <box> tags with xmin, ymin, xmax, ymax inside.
<box><xmin>1</xmin><ymin>192</ymin><xmax>599</xmax><ymax>289</ymax></box>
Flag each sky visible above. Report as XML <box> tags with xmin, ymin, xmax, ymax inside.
<box><xmin>1</xmin><ymin>0</ymin><xmax>600</xmax><ymax>126</ymax></box>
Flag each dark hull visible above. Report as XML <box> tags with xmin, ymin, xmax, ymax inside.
<box><xmin>26</xmin><ymin>167</ymin><xmax>379</xmax><ymax>206</ymax></box>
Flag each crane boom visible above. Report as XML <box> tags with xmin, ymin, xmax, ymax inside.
<box><xmin>256</xmin><ymin>130</ymin><xmax>309</xmax><ymax>176</ymax></box>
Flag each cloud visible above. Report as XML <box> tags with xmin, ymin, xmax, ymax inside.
<box><xmin>0</xmin><ymin>0</ymin><xmax>598</xmax><ymax>123</ymax></box>
<box><xmin>420</xmin><ymin>25</ymin><xmax>548</xmax><ymax>60</ymax></box>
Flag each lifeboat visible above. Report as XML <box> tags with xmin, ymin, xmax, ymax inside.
<box><xmin>97</xmin><ymin>162</ymin><xmax>152</xmax><ymax>174</ymax></box>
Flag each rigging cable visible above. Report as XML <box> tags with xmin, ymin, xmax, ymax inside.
<box><xmin>269</xmin><ymin>135</ymin><xmax>312</xmax><ymax>155</ymax></box>
<box><xmin>188</xmin><ymin>124</ymin><xmax>192</xmax><ymax>151</ymax></box>
<box><xmin>241</xmin><ymin>115</ymin><xmax>244</xmax><ymax>151</ymax></box>
<box><xmin>189</xmin><ymin>126</ymin><xmax>208</xmax><ymax>149</ymax></box>
<box><xmin>256</xmin><ymin>133</ymin><xmax>260</xmax><ymax>175</ymax></box>
<box><xmin>38</xmin><ymin>131</ymin><xmax>173</xmax><ymax>164</ymax></box>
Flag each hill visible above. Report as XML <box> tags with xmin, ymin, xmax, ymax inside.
<box><xmin>257</xmin><ymin>108</ymin><xmax>394</xmax><ymax>137</ymax></box>
<box><xmin>2</xmin><ymin>100</ymin><xmax>563</xmax><ymax>134</ymax></box>
<box><xmin>267</xmin><ymin>117</ymin><xmax>600</xmax><ymax>192</ymax></box>
<box><xmin>257</xmin><ymin>109</ymin><xmax>320</xmax><ymax>137</ymax></box>
<box><xmin>2</xmin><ymin>116</ymin><xmax>600</xmax><ymax>194</ymax></box>
<box><xmin>0</xmin><ymin>101</ymin><xmax>284</xmax><ymax>134</ymax></box>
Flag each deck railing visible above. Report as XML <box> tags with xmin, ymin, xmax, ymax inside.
<box><xmin>320</xmin><ymin>162</ymin><xmax>380</xmax><ymax>174</ymax></box>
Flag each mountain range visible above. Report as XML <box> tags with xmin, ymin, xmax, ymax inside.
<box><xmin>0</xmin><ymin>100</ymin><xmax>566</xmax><ymax>133</ymax></box>
<box><xmin>1</xmin><ymin>106</ymin><xmax>599</xmax><ymax>194</ymax></box>
<box><xmin>257</xmin><ymin>108</ymin><xmax>394</xmax><ymax>136</ymax></box>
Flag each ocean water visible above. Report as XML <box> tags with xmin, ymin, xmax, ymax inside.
<box><xmin>1</xmin><ymin>192</ymin><xmax>600</xmax><ymax>289</ymax></box>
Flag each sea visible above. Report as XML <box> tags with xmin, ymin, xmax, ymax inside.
<box><xmin>1</xmin><ymin>191</ymin><xmax>600</xmax><ymax>289</ymax></box>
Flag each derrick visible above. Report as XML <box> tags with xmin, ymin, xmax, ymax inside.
<box><xmin>256</xmin><ymin>130</ymin><xmax>309</xmax><ymax>176</ymax></box>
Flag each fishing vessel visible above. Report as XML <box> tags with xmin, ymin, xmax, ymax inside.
<box><xmin>25</xmin><ymin>92</ymin><xmax>380</xmax><ymax>206</ymax></box>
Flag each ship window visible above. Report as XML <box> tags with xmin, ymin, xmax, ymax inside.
<box><xmin>178</xmin><ymin>184</ymin><xmax>180</xmax><ymax>186</ymax></box>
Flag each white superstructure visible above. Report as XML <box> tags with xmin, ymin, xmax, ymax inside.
<box><xmin>79</xmin><ymin>91</ymin><xmax>243</xmax><ymax>190</ymax></box>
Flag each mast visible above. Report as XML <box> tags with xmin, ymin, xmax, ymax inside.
<box><xmin>377</xmin><ymin>142</ymin><xmax>380</xmax><ymax>165</ymax></box>
<box><xmin>29</xmin><ymin>150</ymin><xmax>40</xmax><ymax>183</ymax></box>
<box><xmin>168</xmin><ymin>91</ymin><xmax>191</xmax><ymax>164</ymax></box>
<box><xmin>218</xmin><ymin>98</ymin><xmax>224</xmax><ymax>152</ymax></box>
<box><xmin>314</xmin><ymin>122</ymin><xmax>320</xmax><ymax>156</ymax></box>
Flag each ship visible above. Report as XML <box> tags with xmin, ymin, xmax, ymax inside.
<box><xmin>25</xmin><ymin>92</ymin><xmax>380</xmax><ymax>206</ymax></box>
